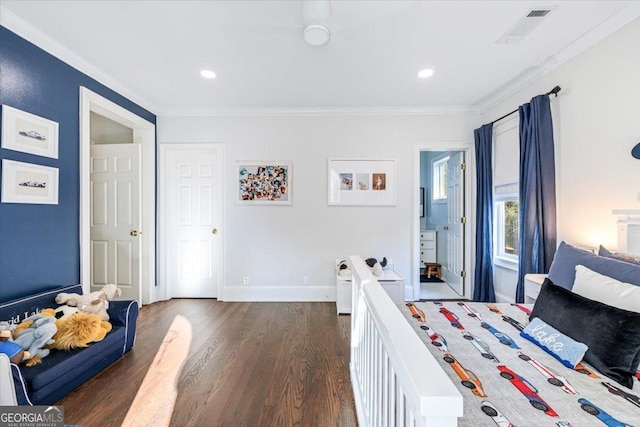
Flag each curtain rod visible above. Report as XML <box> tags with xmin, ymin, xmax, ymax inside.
<box><xmin>490</xmin><ymin>86</ymin><xmax>561</xmax><ymax>125</ymax></box>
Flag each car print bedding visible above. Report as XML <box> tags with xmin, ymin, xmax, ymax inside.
<box><xmin>400</xmin><ymin>301</ymin><xmax>639</xmax><ymax>427</ymax></box>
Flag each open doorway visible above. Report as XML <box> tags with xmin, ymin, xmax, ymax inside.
<box><xmin>79</xmin><ymin>88</ymin><xmax>156</xmax><ymax>305</ymax></box>
<box><xmin>414</xmin><ymin>145</ymin><xmax>472</xmax><ymax>301</ymax></box>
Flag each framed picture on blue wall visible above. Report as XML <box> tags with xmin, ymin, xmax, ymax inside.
<box><xmin>1</xmin><ymin>105</ymin><xmax>59</xmax><ymax>159</ymax></box>
<box><xmin>1</xmin><ymin>159</ymin><xmax>59</xmax><ymax>205</ymax></box>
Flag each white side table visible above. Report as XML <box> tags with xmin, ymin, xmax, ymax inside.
<box><xmin>336</xmin><ymin>266</ymin><xmax>404</xmax><ymax>314</ymax></box>
<box><xmin>378</xmin><ymin>270</ymin><xmax>405</xmax><ymax>306</ymax></box>
<box><xmin>524</xmin><ymin>274</ymin><xmax>547</xmax><ymax>304</ymax></box>
<box><xmin>336</xmin><ymin>272</ymin><xmax>353</xmax><ymax>314</ymax></box>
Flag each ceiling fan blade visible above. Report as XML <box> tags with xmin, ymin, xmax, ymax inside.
<box><xmin>330</xmin><ymin>1</ymin><xmax>417</xmax><ymax>42</ymax></box>
<box><xmin>218</xmin><ymin>21</ymin><xmax>302</xmax><ymax>36</ymax></box>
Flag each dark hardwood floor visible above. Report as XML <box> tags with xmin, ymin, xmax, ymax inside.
<box><xmin>57</xmin><ymin>299</ymin><xmax>358</xmax><ymax>427</ymax></box>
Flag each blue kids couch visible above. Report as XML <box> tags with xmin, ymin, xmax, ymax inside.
<box><xmin>0</xmin><ymin>284</ymin><xmax>138</xmax><ymax>405</ymax></box>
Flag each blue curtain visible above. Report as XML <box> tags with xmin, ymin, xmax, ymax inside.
<box><xmin>473</xmin><ymin>124</ymin><xmax>496</xmax><ymax>302</ymax></box>
<box><xmin>516</xmin><ymin>95</ymin><xmax>557</xmax><ymax>303</ymax></box>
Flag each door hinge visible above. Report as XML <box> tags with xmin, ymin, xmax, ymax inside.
<box><xmin>461</xmin><ymin>216</ymin><xmax>467</xmax><ymax>224</ymax></box>
<box><xmin>461</xmin><ymin>270</ymin><xmax>467</xmax><ymax>278</ymax></box>
<box><xmin>460</xmin><ymin>162</ymin><xmax>467</xmax><ymax>171</ymax></box>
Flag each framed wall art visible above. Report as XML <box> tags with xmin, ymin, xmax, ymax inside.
<box><xmin>328</xmin><ymin>158</ymin><xmax>396</xmax><ymax>206</ymax></box>
<box><xmin>237</xmin><ymin>161</ymin><xmax>292</xmax><ymax>205</ymax></box>
<box><xmin>1</xmin><ymin>159</ymin><xmax>59</xmax><ymax>205</ymax></box>
<box><xmin>1</xmin><ymin>105</ymin><xmax>59</xmax><ymax>159</ymax></box>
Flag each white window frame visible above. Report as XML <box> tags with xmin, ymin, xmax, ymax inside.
<box><xmin>494</xmin><ymin>193</ymin><xmax>519</xmax><ymax>270</ymax></box>
<box><xmin>432</xmin><ymin>155</ymin><xmax>449</xmax><ymax>202</ymax></box>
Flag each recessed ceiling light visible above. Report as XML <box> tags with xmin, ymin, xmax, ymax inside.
<box><xmin>418</xmin><ymin>69</ymin><xmax>434</xmax><ymax>79</ymax></box>
<box><xmin>200</xmin><ymin>69</ymin><xmax>216</xmax><ymax>79</ymax></box>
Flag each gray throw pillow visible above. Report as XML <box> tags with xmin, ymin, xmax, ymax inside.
<box><xmin>598</xmin><ymin>244</ymin><xmax>640</xmax><ymax>266</ymax></box>
<box><xmin>547</xmin><ymin>241</ymin><xmax>640</xmax><ymax>290</ymax></box>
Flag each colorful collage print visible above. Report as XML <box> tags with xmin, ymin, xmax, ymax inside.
<box><xmin>239</xmin><ymin>164</ymin><xmax>289</xmax><ymax>202</ymax></box>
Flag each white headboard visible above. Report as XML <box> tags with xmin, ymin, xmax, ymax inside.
<box><xmin>614</xmin><ymin>210</ymin><xmax>640</xmax><ymax>256</ymax></box>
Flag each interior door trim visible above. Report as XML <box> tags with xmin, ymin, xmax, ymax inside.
<box><xmin>413</xmin><ymin>143</ymin><xmax>474</xmax><ymax>301</ymax></box>
<box><xmin>79</xmin><ymin>87</ymin><xmax>156</xmax><ymax>305</ymax></box>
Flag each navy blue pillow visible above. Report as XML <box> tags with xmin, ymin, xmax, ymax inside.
<box><xmin>547</xmin><ymin>241</ymin><xmax>640</xmax><ymax>290</ymax></box>
<box><xmin>530</xmin><ymin>279</ymin><xmax>640</xmax><ymax>388</ymax></box>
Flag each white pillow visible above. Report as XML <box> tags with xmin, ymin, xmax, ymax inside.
<box><xmin>573</xmin><ymin>265</ymin><xmax>640</xmax><ymax>313</ymax></box>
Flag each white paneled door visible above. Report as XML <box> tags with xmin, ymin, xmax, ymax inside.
<box><xmin>90</xmin><ymin>144</ymin><xmax>141</xmax><ymax>302</ymax></box>
<box><xmin>164</xmin><ymin>146</ymin><xmax>222</xmax><ymax>298</ymax></box>
<box><xmin>445</xmin><ymin>151</ymin><xmax>465</xmax><ymax>295</ymax></box>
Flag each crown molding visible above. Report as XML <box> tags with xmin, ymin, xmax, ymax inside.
<box><xmin>476</xmin><ymin>3</ymin><xmax>640</xmax><ymax>114</ymax></box>
<box><xmin>156</xmin><ymin>105</ymin><xmax>481</xmax><ymax>118</ymax></box>
<box><xmin>0</xmin><ymin>6</ymin><xmax>158</xmax><ymax>114</ymax></box>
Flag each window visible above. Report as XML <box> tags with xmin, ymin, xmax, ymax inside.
<box><xmin>432</xmin><ymin>156</ymin><xmax>449</xmax><ymax>201</ymax></box>
<box><xmin>493</xmin><ymin>116</ymin><xmax>519</xmax><ymax>268</ymax></box>
<box><xmin>495</xmin><ymin>196</ymin><xmax>519</xmax><ymax>263</ymax></box>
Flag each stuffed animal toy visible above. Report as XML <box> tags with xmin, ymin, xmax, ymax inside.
<box><xmin>0</xmin><ymin>321</ymin><xmax>14</xmax><ymax>336</ymax></box>
<box><xmin>55</xmin><ymin>284</ymin><xmax>122</xmax><ymax>321</ymax></box>
<box><xmin>12</xmin><ymin>311</ymin><xmax>57</xmax><ymax>367</ymax></box>
<box><xmin>365</xmin><ymin>257</ymin><xmax>388</xmax><ymax>277</ymax></box>
<box><xmin>337</xmin><ymin>260</ymin><xmax>351</xmax><ymax>277</ymax></box>
<box><xmin>49</xmin><ymin>312</ymin><xmax>112</xmax><ymax>351</ymax></box>
<box><xmin>0</xmin><ymin>340</ymin><xmax>31</xmax><ymax>364</ymax></box>
<box><xmin>0</xmin><ymin>322</ymin><xmax>31</xmax><ymax>364</ymax></box>
<box><xmin>54</xmin><ymin>305</ymin><xmax>79</xmax><ymax>320</ymax></box>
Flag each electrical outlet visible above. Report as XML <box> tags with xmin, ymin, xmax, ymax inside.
<box><xmin>303</xmin><ymin>275</ymin><xmax>310</xmax><ymax>285</ymax></box>
<box><xmin>243</xmin><ymin>276</ymin><xmax>249</xmax><ymax>285</ymax></box>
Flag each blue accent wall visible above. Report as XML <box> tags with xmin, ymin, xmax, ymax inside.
<box><xmin>0</xmin><ymin>26</ymin><xmax>156</xmax><ymax>303</ymax></box>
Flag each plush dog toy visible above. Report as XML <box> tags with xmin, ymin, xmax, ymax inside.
<box><xmin>11</xmin><ymin>311</ymin><xmax>57</xmax><ymax>367</ymax></box>
<box><xmin>54</xmin><ymin>305</ymin><xmax>79</xmax><ymax>320</ymax></box>
<box><xmin>55</xmin><ymin>284</ymin><xmax>122</xmax><ymax>321</ymax></box>
<box><xmin>0</xmin><ymin>322</ymin><xmax>31</xmax><ymax>364</ymax></box>
<box><xmin>365</xmin><ymin>257</ymin><xmax>388</xmax><ymax>277</ymax></box>
<box><xmin>337</xmin><ymin>260</ymin><xmax>350</xmax><ymax>277</ymax></box>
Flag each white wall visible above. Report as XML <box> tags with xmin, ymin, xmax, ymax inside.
<box><xmin>158</xmin><ymin>115</ymin><xmax>475</xmax><ymax>301</ymax></box>
<box><xmin>486</xmin><ymin>17</ymin><xmax>640</xmax><ymax>300</ymax></box>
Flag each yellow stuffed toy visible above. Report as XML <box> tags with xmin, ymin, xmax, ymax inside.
<box><xmin>10</xmin><ymin>309</ymin><xmax>112</xmax><ymax>366</ymax></box>
<box><xmin>51</xmin><ymin>311</ymin><xmax>112</xmax><ymax>350</ymax></box>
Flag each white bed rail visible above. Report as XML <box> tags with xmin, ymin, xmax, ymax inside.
<box><xmin>349</xmin><ymin>256</ymin><xmax>463</xmax><ymax>427</ymax></box>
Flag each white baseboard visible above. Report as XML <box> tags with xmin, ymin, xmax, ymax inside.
<box><xmin>222</xmin><ymin>285</ymin><xmax>336</xmax><ymax>302</ymax></box>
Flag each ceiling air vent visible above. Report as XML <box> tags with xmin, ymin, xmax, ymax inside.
<box><xmin>496</xmin><ymin>6</ymin><xmax>557</xmax><ymax>44</ymax></box>
<box><xmin>527</xmin><ymin>9</ymin><xmax>552</xmax><ymax>18</ymax></box>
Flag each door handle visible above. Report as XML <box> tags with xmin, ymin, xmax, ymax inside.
<box><xmin>130</xmin><ymin>230</ymin><xmax>141</xmax><ymax>237</ymax></box>
<box><xmin>212</xmin><ymin>228</ymin><xmax>218</xmax><ymax>234</ymax></box>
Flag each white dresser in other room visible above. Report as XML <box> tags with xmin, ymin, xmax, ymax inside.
<box><xmin>420</xmin><ymin>230</ymin><xmax>437</xmax><ymax>265</ymax></box>
<box><xmin>336</xmin><ymin>260</ymin><xmax>404</xmax><ymax>314</ymax></box>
